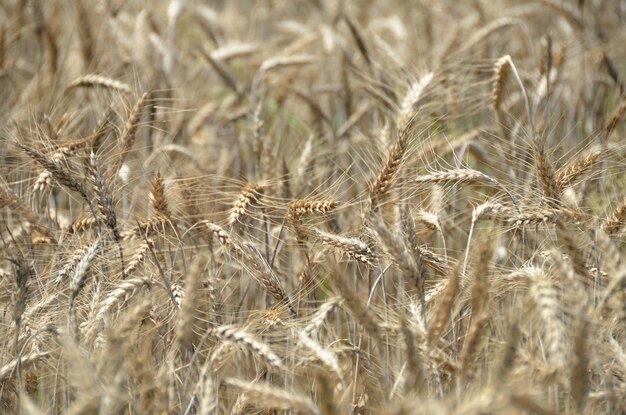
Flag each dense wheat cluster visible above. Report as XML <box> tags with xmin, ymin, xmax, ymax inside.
<box><xmin>1</xmin><ymin>0</ymin><xmax>625</xmax><ymax>413</ymax></box>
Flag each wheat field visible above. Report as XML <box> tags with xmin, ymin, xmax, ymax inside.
<box><xmin>0</xmin><ymin>0</ymin><xmax>625</xmax><ymax>413</ymax></box>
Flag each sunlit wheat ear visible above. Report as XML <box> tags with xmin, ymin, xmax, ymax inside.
<box><xmin>312</xmin><ymin>228</ymin><xmax>375</xmax><ymax>265</ymax></box>
<box><xmin>124</xmin><ymin>239</ymin><xmax>153</xmax><ymax>276</ymax></box>
<box><xmin>121</xmin><ymin>216</ymin><xmax>169</xmax><ymax>240</ymax></box>
<box><xmin>603</xmin><ymin>197</ymin><xmax>626</xmax><ymax>235</ymax></box>
<box><xmin>368</xmin><ymin>220</ymin><xmax>420</xmax><ymax>282</ymax></box>
<box><xmin>289</xmin><ymin>199</ymin><xmax>339</xmax><ymax>216</ymax></box>
<box><xmin>492</xmin><ymin>56</ymin><xmax>511</xmax><ymax>113</ymax></box>
<box><xmin>530</xmin><ymin>277</ymin><xmax>566</xmax><ymax>369</ymax></box>
<box><xmin>69</xmin><ymin>238</ymin><xmax>99</xmax><ymax>303</ymax></box>
<box><xmin>213</xmin><ymin>325</ymin><xmax>283</xmax><ymax>369</ymax></box>
<box><xmin>68</xmin><ymin>237</ymin><xmax>99</xmax><ymax>338</ymax></box>
<box><xmin>288</xmin><ymin>200</ymin><xmax>339</xmax><ymax>244</ymax></box>
<box><xmin>114</xmin><ymin>92</ymin><xmax>150</xmax><ymax>175</ymax></box>
<box><xmin>369</xmin><ymin>72</ymin><xmax>433</xmax><ymax>210</ymax></box>
<box><xmin>534</xmin><ymin>139</ymin><xmax>561</xmax><ymax>206</ymax></box>
<box><xmin>175</xmin><ymin>259</ymin><xmax>202</xmax><ymax>353</ymax></box>
<box><xmin>89</xmin><ymin>106</ymin><xmax>116</xmax><ymax>153</ymax></box>
<box><xmin>228</xmin><ymin>182</ymin><xmax>264</xmax><ymax>227</ymax></box>
<box><xmin>67</xmin><ymin>74</ymin><xmax>131</xmax><ymax>94</ymax></box>
<box><xmin>18</xmin><ymin>144</ymin><xmax>91</xmax><ymax>204</ymax></box>
<box><xmin>303</xmin><ymin>297</ymin><xmax>343</xmax><ymax>336</ymax></box>
<box><xmin>603</xmin><ymin>96</ymin><xmax>626</xmax><ymax>145</ymax></box>
<box><xmin>89</xmin><ymin>277</ymin><xmax>152</xmax><ymax>333</ymax></box>
<box><xmin>554</xmin><ymin>219</ymin><xmax>588</xmax><ymax>278</ymax></box>
<box><xmin>10</xmin><ymin>255</ymin><xmax>31</xmax><ymax>333</ymax></box>
<box><xmin>400</xmin><ymin>316</ymin><xmax>425</xmax><ymax>393</ymax></box>
<box><xmin>414</xmin><ymin>168</ymin><xmax>498</xmax><ymax>186</ymax></box>
<box><xmin>297</xmin><ymin>330</ymin><xmax>344</xmax><ymax>383</ymax></box>
<box><xmin>427</xmin><ymin>264</ymin><xmax>460</xmax><ymax>344</ymax></box>
<box><xmin>0</xmin><ymin>350</ymin><xmax>50</xmax><ymax>383</ymax></box>
<box><xmin>195</xmin><ymin>359</ymin><xmax>217</xmax><ymax>415</ymax></box>
<box><xmin>86</xmin><ymin>152</ymin><xmax>125</xmax><ymax>275</ymax></box>
<box><xmin>555</xmin><ymin>150</ymin><xmax>600</xmax><ymax>191</ymax></box>
<box><xmin>87</xmin><ymin>152</ymin><xmax>118</xmax><ymax>240</ymax></box>
<box><xmin>225</xmin><ymin>378</ymin><xmax>320</xmax><ymax>415</ymax></box>
<box><xmin>55</xmin><ymin>241</ymin><xmax>99</xmax><ymax>286</ymax></box>
<box><xmin>150</xmin><ymin>172</ymin><xmax>171</xmax><ymax>219</ymax></box>
<box><xmin>492</xmin><ymin>55</ymin><xmax>512</xmax><ymax>139</ymax></box>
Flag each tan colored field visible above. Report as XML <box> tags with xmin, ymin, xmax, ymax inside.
<box><xmin>0</xmin><ymin>0</ymin><xmax>625</xmax><ymax>413</ymax></box>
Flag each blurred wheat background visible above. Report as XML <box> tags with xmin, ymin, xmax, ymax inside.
<box><xmin>0</xmin><ymin>0</ymin><xmax>625</xmax><ymax>413</ymax></box>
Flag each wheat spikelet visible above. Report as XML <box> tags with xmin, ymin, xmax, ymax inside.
<box><xmin>176</xmin><ymin>260</ymin><xmax>203</xmax><ymax>352</ymax></box>
<box><xmin>115</xmin><ymin>92</ymin><xmax>150</xmax><ymax>174</ymax></box>
<box><xmin>533</xmin><ymin>136</ymin><xmax>561</xmax><ymax>205</ymax></box>
<box><xmin>196</xmin><ymin>360</ymin><xmax>217</xmax><ymax>415</ymax></box>
<box><xmin>19</xmin><ymin>144</ymin><xmax>90</xmax><ymax>203</ymax></box>
<box><xmin>225</xmin><ymin>378</ymin><xmax>320</xmax><ymax>415</ymax></box>
<box><xmin>555</xmin><ymin>151</ymin><xmax>601</xmax><ymax>190</ymax></box>
<box><xmin>369</xmin><ymin>73</ymin><xmax>434</xmax><ymax>209</ymax></box>
<box><xmin>603</xmin><ymin>197</ymin><xmax>626</xmax><ymax>234</ymax></box>
<box><xmin>289</xmin><ymin>200</ymin><xmax>339</xmax><ymax>217</ymax></box>
<box><xmin>397</xmin><ymin>72</ymin><xmax>433</xmax><ymax>131</ymax></box>
<box><xmin>0</xmin><ymin>351</ymin><xmax>50</xmax><ymax>382</ymax></box>
<box><xmin>124</xmin><ymin>240</ymin><xmax>153</xmax><ymax>276</ymax></box>
<box><xmin>171</xmin><ymin>282</ymin><xmax>185</xmax><ymax>308</ymax></box>
<box><xmin>530</xmin><ymin>278</ymin><xmax>566</xmax><ymax>368</ymax></box>
<box><xmin>400</xmin><ymin>316</ymin><xmax>425</xmax><ymax>392</ymax></box>
<box><xmin>414</xmin><ymin>168</ymin><xmax>498</xmax><ymax>186</ymax></box>
<box><xmin>150</xmin><ymin>172</ymin><xmax>171</xmax><ymax>219</ymax></box>
<box><xmin>55</xmin><ymin>242</ymin><xmax>95</xmax><ymax>285</ymax></box>
<box><xmin>418</xmin><ymin>246</ymin><xmax>452</xmax><ymax>275</ymax></box>
<box><xmin>414</xmin><ymin>209</ymin><xmax>441</xmax><ymax>231</ymax></box>
<box><xmin>313</xmin><ymin>228</ymin><xmax>375</xmax><ymax>265</ymax></box>
<box><xmin>214</xmin><ymin>326</ymin><xmax>283</xmax><ymax>368</ymax></box>
<box><xmin>87</xmin><ymin>152</ymin><xmax>119</xmax><ymax>240</ymax></box>
<box><xmin>93</xmin><ymin>277</ymin><xmax>152</xmax><ymax>325</ymax></box>
<box><xmin>259</xmin><ymin>55</ymin><xmax>316</xmax><ymax>73</ymax></box>
<box><xmin>209</xmin><ymin>42</ymin><xmax>258</xmax><ymax>62</ymax></box>
<box><xmin>505</xmin><ymin>208</ymin><xmax>588</xmax><ymax>227</ymax></box>
<box><xmin>10</xmin><ymin>255</ymin><xmax>31</xmax><ymax>329</ymax></box>
<box><xmin>121</xmin><ymin>217</ymin><xmax>169</xmax><ymax>240</ymax></box>
<box><xmin>69</xmin><ymin>216</ymin><xmax>97</xmax><ymax>234</ymax></box>
<box><xmin>303</xmin><ymin>297</ymin><xmax>342</xmax><ymax>335</ymax></box>
<box><xmin>69</xmin><ymin>237</ymin><xmax>99</xmax><ymax>303</ymax></box>
<box><xmin>493</xmin><ymin>55</ymin><xmax>512</xmax><ymax>112</ymax></box>
<box><xmin>297</xmin><ymin>331</ymin><xmax>343</xmax><ymax>382</ymax></box>
<box><xmin>428</xmin><ymin>264</ymin><xmax>461</xmax><ymax>344</ymax></box>
<box><xmin>369</xmin><ymin>220</ymin><xmax>420</xmax><ymax>281</ymax></box>
<box><xmin>67</xmin><ymin>74</ymin><xmax>131</xmax><ymax>93</ymax></box>
<box><xmin>604</xmin><ymin>96</ymin><xmax>626</xmax><ymax>138</ymax></box>
<box><xmin>228</xmin><ymin>183</ymin><xmax>264</xmax><ymax>226</ymax></box>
